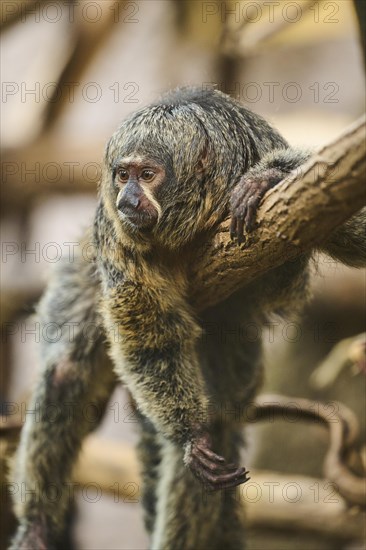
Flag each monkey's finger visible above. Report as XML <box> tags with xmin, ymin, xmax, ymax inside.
<box><xmin>204</xmin><ymin>472</ymin><xmax>251</xmax><ymax>492</ymax></box>
<box><xmin>196</xmin><ymin>444</ymin><xmax>226</xmax><ymax>463</ymax></box>
<box><xmin>203</xmin><ymin>467</ymin><xmax>249</xmax><ymax>488</ymax></box>
<box><xmin>205</xmin><ymin>466</ymin><xmax>248</xmax><ymax>484</ymax></box>
<box><xmin>223</xmin><ymin>462</ymin><xmax>238</xmax><ymax>470</ymax></box>
<box><xmin>236</xmin><ymin>217</ymin><xmax>245</xmax><ymax>245</ymax></box>
<box><xmin>230</xmin><ymin>217</ymin><xmax>237</xmax><ymax>240</ymax></box>
<box><xmin>244</xmin><ymin>196</ymin><xmax>259</xmax><ymax>233</ymax></box>
<box><xmin>192</xmin><ymin>451</ymin><xmax>239</xmax><ymax>474</ymax></box>
<box><xmin>192</xmin><ymin>450</ymin><xmax>230</xmax><ymax>473</ymax></box>
<box><xmin>212</xmin><ymin>469</ymin><xmax>250</xmax><ymax>489</ymax></box>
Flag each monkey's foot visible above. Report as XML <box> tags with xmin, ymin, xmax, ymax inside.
<box><xmin>230</xmin><ymin>169</ymin><xmax>283</xmax><ymax>243</ymax></box>
<box><xmin>185</xmin><ymin>434</ymin><xmax>250</xmax><ymax>491</ymax></box>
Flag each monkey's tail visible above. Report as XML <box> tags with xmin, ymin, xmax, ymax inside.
<box><xmin>319</xmin><ymin>206</ymin><xmax>366</xmax><ymax>268</ymax></box>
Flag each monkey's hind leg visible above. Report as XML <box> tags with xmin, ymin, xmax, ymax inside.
<box><xmin>10</xmin><ymin>255</ymin><xmax>116</xmax><ymax>550</ymax></box>
<box><xmin>150</xmin><ymin>425</ymin><xmax>246</xmax><ymax>550</ymax></box>
<box><xmin>211</xmin><ymin>425</ymin><xmax>246</xmax><ymax>550</ymax></box>
<box><xmin>150</xmin><ymin>440</ymin><xmax>220</xmax><ymax>550</ymax></box>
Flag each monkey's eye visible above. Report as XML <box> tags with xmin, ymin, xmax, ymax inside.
<box><xmin>117</xmin><ymin>168</ymin><xmax>129</xmax><ymax>182</ymax></box>
<box><xmin>140</xmin><ymin>169</ymin><xmax>155</xmax><ymax>182</ymax></box>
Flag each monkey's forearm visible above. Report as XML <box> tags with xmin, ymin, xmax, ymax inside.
<box><xmin>103</xmin><ymin>284</ymin><xmax>249</xmax><ymax>490</ymax></box>
<box><xmin>102</xmin><ymin>284</ymin><xmax>208</xmax><ymax>444</ymax></box>
<box><xmin>104</xmin><ymin>283</ymin><xmax>247</xmax><ymax>490</ymax></box>
<box><xmin>246</xmin><ymin>147</ymin><xmax>312</xmax><ymax>181</ymax></box>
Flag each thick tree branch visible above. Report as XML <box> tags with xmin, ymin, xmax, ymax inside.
<box><xmin>190</xmin><ymin>115</ymin><xmax>366</xmax><ymax>311</ymax></box>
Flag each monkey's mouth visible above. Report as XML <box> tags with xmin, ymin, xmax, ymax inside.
<box><xmin>118</xmin><ymin>208</ymin><xmax>158</xmax><ymax>231</ymax></box>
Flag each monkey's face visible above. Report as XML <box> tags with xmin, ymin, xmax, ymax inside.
<box><xmin>104</xmin><ymin>96</ymin><xmax>237</xmax><ymax>248</ymax></box>
<box><xmin>113</xmin><ymin>157</ymin><xmax>164</xmax><ymax>232</ymax></box>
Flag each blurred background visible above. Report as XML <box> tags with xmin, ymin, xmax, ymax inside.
<box><xmin>1</xmin><ymin>1</ymin><xmax>365</xmax><ymax>549</ymax></box>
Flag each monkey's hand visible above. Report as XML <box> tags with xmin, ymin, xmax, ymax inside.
<box><xmin>230</xmin><ymin>168</ymin><xmax>283</xmax><ymax>244</ymax></box>
<box><xmin>184</xmin><ymin>433</ymin><xmax>250</xmax><ymax>491</ymax></box>
<box><xmin>230</xmin><ymin>148</ymin><xmax>311</xmax><ymax>244</ymax></box>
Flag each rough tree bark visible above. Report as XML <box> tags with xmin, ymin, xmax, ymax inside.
<box><xmin>190</xmin><ymin>115</ymin><xmax>366</xmax><ymax>311</ymax></box>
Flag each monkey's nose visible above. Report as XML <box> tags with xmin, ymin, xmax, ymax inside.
<box><xmin>118</xmin><ymin>196</ymin><xmax>140</xmax><ymax>211</ymax></box>
<box><xmin>130</xmin><ymin>196</ymin><xmax>141</xmax><ymax>209</ymax></box>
